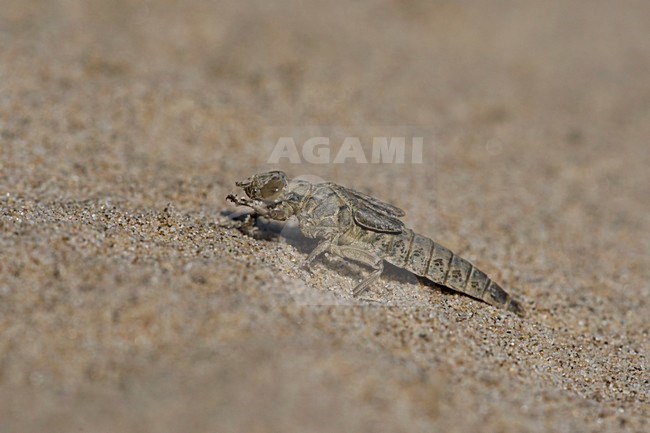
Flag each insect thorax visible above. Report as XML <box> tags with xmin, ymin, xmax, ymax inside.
<box><xmin>293</xmin><ymin>184</ymin><xmax>352</xmax><ymax>239</ymax></box>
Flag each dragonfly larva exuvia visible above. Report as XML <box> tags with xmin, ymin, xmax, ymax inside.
<box><xmin>227</xmin><ymin>171</ymin><xmax>525</xmax><ymax>316</ymax></box>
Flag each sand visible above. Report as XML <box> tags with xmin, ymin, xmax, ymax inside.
<box><xmin>0</xmin><ymin>1</ymin><xmax>648</xmax><ymax>432</ymax></box>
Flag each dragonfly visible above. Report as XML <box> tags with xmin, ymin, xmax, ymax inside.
<box><xmin>227</xmin><ymin>171</ymin><xmax>525</xmax><ymax>316</ymax></box>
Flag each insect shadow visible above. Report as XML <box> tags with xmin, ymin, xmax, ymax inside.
<box><xmin>223</xmin><ymin>210</ymin><xmax>439</xmax><ymax>289</ymax></box>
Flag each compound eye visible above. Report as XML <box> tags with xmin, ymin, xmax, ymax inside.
<box><xmin>260</xmin><ymin>179</ymin><xmax>284</xmax><ymax>199</ymax></box>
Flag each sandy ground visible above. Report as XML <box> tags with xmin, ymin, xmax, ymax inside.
<box><xmin>0</xmin><ymin>1</ymin><xmax>648</xmax><ymax>432</ymax></box>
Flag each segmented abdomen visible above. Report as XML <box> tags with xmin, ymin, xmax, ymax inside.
<box><xmin>368</xmin><ymin>228</ymin><xmax>524</xmax><ymax>316</ymax></box>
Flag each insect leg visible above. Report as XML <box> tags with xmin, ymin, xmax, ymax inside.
<box><xmin>301</xmin><ymin>234</ymin><xmax>342</xmax><ymax>271</ymax></box>
<box><xmin>226</xmin><ymin>194</ymin><xmax>271</xmax><ymax>217</ymax></box>
<box><xmin>302</xmin><ymin>240</ymin><xmax>331</xmax><ymax>271</ymax></box>
<box><xmin>227</xmin><ymin>194</ymin><xmax>294</xmax><ymax>223</ymax></box>
<box><xmin>329</xmin><ymin>245</ymin><xmax>384</xmax><ymax>296</ymax></box>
